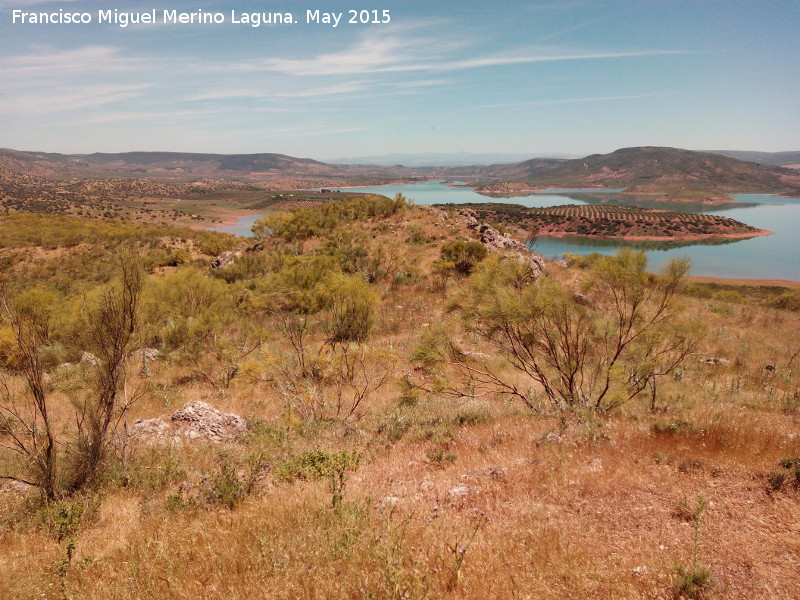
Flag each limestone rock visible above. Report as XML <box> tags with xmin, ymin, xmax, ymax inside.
<box><xmin>128</xmin><ymin>401</ymin><xmax>247</xmax><ymax>445</ymax></box>
<box><xmin>587</xmin><ymin>458</ymin><xmax>604</xmax><ymax>473</ymax></box>
<box><xmin>700</xmin><ymin>357</ymin><xmax>731</xmax><ymax>366</ymax></box>
<box><xmin>80</xmin><ymin>352</ymin><xmax>100</xmax><ymax>367</ymax></box>
<box><xmin>453</xmin><ymin>206</ymin><xmax>547</xmax><ymax>278</ymax></box>
<box><xmin>0</xmin><ymin>480</ymin><xmax>37</xmax><ymax>497</ymax></box>
<box><xmin>130</xmin><ymin>348</ymin><xmax>161</xmax><ymax>363</ymax></box>
<box><xmin>447</xmin><ymin>483</ymin><xmax>472</xmax><ymax>500</ymax></box>
<box><xmin>455</xmin><ymin>207</ymin><xmax>480</xmax><ymax>229</ymax></box>
<box><xmin>476</xmin><ymin>224</ymin><xmax>546</xmax><ymax>277</ymax></box>
<box><xmin>459</xmin><ymin>466</ymin><xmax>507</xmax><ymax>481</ymax></box>
<box><xmin>210</xmin><ymin>243</ymin><xmax>247</xmax><ymax>270</ymax></box>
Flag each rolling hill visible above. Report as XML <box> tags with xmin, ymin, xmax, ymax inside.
<box><xmin>478</xmin><ymin>147</ymin><xmax>800</xmax><ymax>199</ymax></box>
<box><xmin>710</xmin><ymin>150</ymin><xmax>800</xmax><ymax>168</ymax></box>
<box><xmin>3</xmin><ymin>146</ymin><xmax>800</xmax><ymax>203</ymax></box>
<box><xmin>0</xmin><ymin>148</ymin><xmax>434</xmax><ymax>182</ymax></box>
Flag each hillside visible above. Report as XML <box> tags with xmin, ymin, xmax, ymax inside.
<box><xmin>0</xmin><ymin>196</ymin><xmax>799</xmax><ymax>599</ymax></box>
<box><xmin>0</xmin><ymin>148</ymin><xmax>484</xmax><ymax>183</ymax></box>
<box><xmin>0</xmin><ymin>167</ymin><xmax>386</xmax><ymax>227</ymax></box>
<box><xmin>711</xmin><ymin>150</ymin><xmax>800</xmax><ymax>168</ymax></box>
<box><xmin>478</xmin><ymin>147</ymin><xmax>800</xmax><ymax>200</ymax></box>
<box><xmin>0</xmin><ymin>148</ymin><xmax>421</xmax><ymax>183</ymax></box>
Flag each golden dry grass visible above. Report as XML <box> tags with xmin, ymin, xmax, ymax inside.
<box><xmin>1</xmin><ymin>206</ymin><xmax>799</xmax><ymax>599</ymax></box>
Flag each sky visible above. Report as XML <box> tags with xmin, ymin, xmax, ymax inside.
<box><xmin>0</xmin><ymin>0</ymin><xmax>798</xmax><ymax>159</ymax></box>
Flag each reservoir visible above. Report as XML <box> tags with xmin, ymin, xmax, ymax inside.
<box><xmin>213</xmin><ymin>181</ymin><xmax>800</xmax><ymax>281</ymax></box>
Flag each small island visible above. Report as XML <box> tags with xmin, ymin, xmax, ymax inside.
<box><xmin>451</xmin><ymin>203</ymin><xmax>772</xmax><ymax>241</ymax></box>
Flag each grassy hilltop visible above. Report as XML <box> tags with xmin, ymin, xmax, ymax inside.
<box><xmin>0</xmin><ymin>195</ymin><xmax>799</xmax><ymax>599</ymax></box>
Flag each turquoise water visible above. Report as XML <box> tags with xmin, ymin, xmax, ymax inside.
<box><xmin>211</xmin><ymin>182</ymin><xmax>800</xmax><ymax>281</ymax></box>
<box><xmin>209</xmin><ymin>213</ymin><xmax>265</xmax><ymax>236</ymax></box>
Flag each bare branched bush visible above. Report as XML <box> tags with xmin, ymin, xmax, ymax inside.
<box><xmin>71</xmin><ymin>254</ymin><xmax>144</xmax><ymax>490</ymax></box>
<box><xmin>0</xmin><ymin>284</ymin><xmax>59</xmax><ymax>499</ymax></box>
<box><xmin>0</xmin><ymin>253</ymin><xmax>145</xmax><ymax>497</ymax></box>
<box><xmin>441</xmin><ymin>249</ymin><xmax>702</xmax><ymax>412</ymax></box>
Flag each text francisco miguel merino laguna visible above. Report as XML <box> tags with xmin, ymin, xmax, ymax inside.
<box><xmin>10</xmin><ymin>8</ymin><xmax>392</xmax><ymax>28</ymax></box>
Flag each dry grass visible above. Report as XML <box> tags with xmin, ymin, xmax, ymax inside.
<box><xmin>1</xmin><ymin>206</ymin><xmax>800</xmax><ymax>599</ymax></box>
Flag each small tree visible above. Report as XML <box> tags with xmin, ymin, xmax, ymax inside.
<box><xmin>443</xmin><ymin>250</ymin><xmax>700</xmax><ymax>413</ymax></box>
<box><xmin>71</xmin><ymin>255</ymin><xmax>143</xmax><ymax>490</ymax></box>
<box><xmin>0</xmin><ymin>285</ymin><xmax>59</xmax><ymax>499</ymax></box>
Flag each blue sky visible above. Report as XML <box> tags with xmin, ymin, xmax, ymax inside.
<box><xmin>1</xmin><ymin>0</ymin><xmax>798</xmax><ymax>158</ymax></box>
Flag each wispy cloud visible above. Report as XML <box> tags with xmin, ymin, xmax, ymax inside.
<box><xmin>0</xmin><ymin>45</ymin><xmax>152</xmax><ymax>114</ymax></box>
<box><xmin>479</xmin><ymin>91</ymin><xmax>679</xmax><ymax>110</ymax></box>
<box><xmin>273</xmin><ymin>82</ymin><xmax>368</xmax><ymax>98</ymax></box>
<box><xmin>240</xmin><ymin>30</ymin><xmax>685</xmax><ymax>76</ymax></box>
<box><xmin>0</xmin><ymin>45</ymin><xmax>145</xmax><ymax>79</ymax></box>
<box><xmin>434</xmin><ymin>50</ymin><xmax>685</xmax><ymax>72</ymax></box>
<box><xmin>1</xmin><ymin>83</ymin><xmax>151</xmax><ymax>113</ymax></box>
<box><xmin>75</xmin><ymin>108</ymin><xmax>215</xmax><ymax>125</ymax></box>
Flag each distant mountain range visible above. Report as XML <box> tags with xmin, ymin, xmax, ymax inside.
<box><xmin>326</xmin><ymin>152</ymin><xmax>574</xmax><ymax>167</ymax></box>
<box><xmin>2</xmin><ymin>146</ymin><xmax>799</xmax><ymax>198</ymax></box>
<box><xmin>0</xmin><ymin>148</ymin><xmax>415</xmax><ymax>181</ymax></box>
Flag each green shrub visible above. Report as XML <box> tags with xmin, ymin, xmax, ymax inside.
<box><xmin>202</xmin><ymin>455</ymin><xmax>247</xmax><ymax>510</ymax></box>
<box><xmin>676</xmin><ymin>564</ymin><xmax>711</xmax><ymax>599</ymax></box>
<box><xmin>651</xmin><ymin>419</ymin><xmax>692</xmax><ymax>436</ymax></box>
<box><xmin>765</xmin><ymin>291</ymin><xmax>800</xmax><ymax>311</ymax></box>
<box><xmin>440</xmin><ymin>240</ymin><xmax>488</xmax><ymax>275</ymax></box>
<box><xmin>319</xmin><ymin>272</ymin><xmax>378</xmax><ymax>344</ymax></box>
<box><xmin>406</xmin><ymin>225</ymin><xmax>428</xmax><ymax>245</ymax></box>
<box><xmin>252</xmin><ymin>194</ymin><xmax>409</xmax><ymax>241</ymax></box>
<box><xmin>768</xmin><ymin>457</ymin><xmax>800</xmax><ymax>492</ymax></box>
<box><xmin>275</xmin><ymin>449</ymin><xmax>361</xmax><ymax>508</ymax></box>
<box><xmin>425</xmin><ymin>446</ymin><xmax>457</xmax><ymax>466</ymax></box>
<box><xmin>275</xmin><ymin>449</ymin><xmax>360</xmax><ymax>482</ymax></box>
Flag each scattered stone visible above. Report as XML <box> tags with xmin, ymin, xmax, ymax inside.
<box><xmin>462</xmin><ymin>350</ymin><xmax>491</xmax><ymax>359</ymax></box>
<box><xmin>447</xmin><ymin>483</ymin><xmax>473</xmax><ymax>500</ymax></box>
<box><xmin>587</xmin><ymin>458</ymin><xmax>604</xmax><ymax>473</ymax></box>
<box><xmin>455</xmin><ymin>207</ymin><xmax>480</xmax><ymax>228</ymax></box>
<box><xmin>80</xmin><ymin>352</ymin><xmax>100</xmax><ymax>367</ymax></box>
<box><xmin>419</xmin><ymin>479</ymin><xmax>434</xmax><ymax>492</ymax></box>
<box><xmin>0</xmin><ymin>480</ymin><xmax>36</xmax><ymax>496</ymax></box>
<box><xmin>460</xmin><ymin>466</ymin><xmax>507</xmax><ymax>481</ymax></box>
<box><xmin>573</xmin><ymin>292</ymin><xmax>591</xmax><ymax>306</ymax></box>
<box><xmin>631</xmin><ymin>566</ymin><xmax>649</xmax><ymax>575</ymax></box>
<box><xmin>699</xmin><ymin>357</ymin><xmax>731</xmax><ymax>366</ymax></box>
<box><xmin>379</xmin><ymin>496</ymin><xmax>401</xmax><ymax>509</ymax></box>
<box><xmin>127</xmin><ymin>401</ymin><xmax>247</xmax><ymax>445</ymax></box>
<box><xmin>131</xmin><ymin>348</ymin><xmax>161</xmax><ymax>363</ymax></box>
<box><xmin>210</xmin><ymin>243</ymin><xmax>247</xmax><ymax>270</ymax></box>
<box><xmin>541</xmin><ymin>431</ymin><xmax>563</xmax><ymax>445</ymax></box>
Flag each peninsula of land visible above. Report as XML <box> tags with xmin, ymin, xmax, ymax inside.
<box><xmin>451</xmin><ymin>203</ymin><xmax>772</xmax><ymax>242</ymax></box>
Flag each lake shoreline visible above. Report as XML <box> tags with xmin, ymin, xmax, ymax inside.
<box><xmin>688</xmin><ymin>275</ymin><xmax>800</xmax><ymax>288</ymax></box>
<box><xmin>206</xmin><ymin>183</ymin><xmax>800</xmax><ymax>281</ymax></box>
<box><xmin>535</xmin><ymin>229</ymin><xmax>773</xmax><ymax>242</ymax></box>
